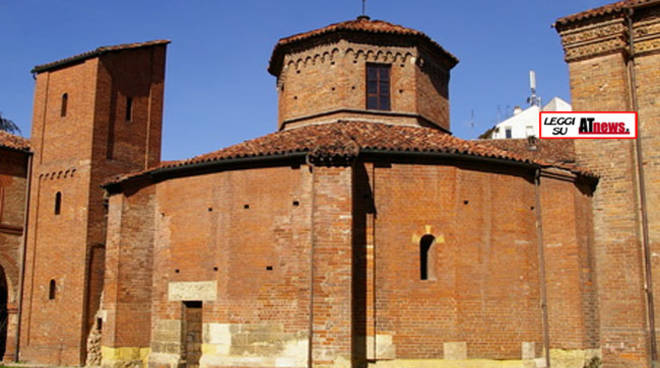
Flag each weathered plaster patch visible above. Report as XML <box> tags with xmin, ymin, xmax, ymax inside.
<box><xmin>168</xmin><ymin>280</ymin><xmax>217</xmax><ymax>301</ymax></box>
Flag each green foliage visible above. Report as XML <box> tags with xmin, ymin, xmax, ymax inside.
<box><xmin>0</xmin><ymin>112</ymin><xmax>20</xmax><ymax>134</ymax></box>
<box><xmin>584</xmin><ymin>356</ymin><xmax>601</xmax><ymax>368</ymax></box>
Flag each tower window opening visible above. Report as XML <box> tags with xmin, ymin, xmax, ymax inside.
<box><xmin>54</xmin><ymin>192</ymin><xmax>62</xmax><ymax>215</ymax></box>
<box><xmin>125</xmin><ymin>97</ymin><xmax>133</xmax><ymax>122</ymax></box>
<box><xmin>366</xmin><ymin>63</ymin><xmax>391</xmax><ymax>111</ymax></box>
<box><xmin>420</xmin><ymin>234</ymin><xmax>436</xmax><ymax>281</ymax></box>
<box><xmin>61</xmin><ymin>93</ymin><xmax>68</xmax><ymax>117</ymax></box>
<box><xmin>48</xmin><ymin>279</ymin><xmax>56</xmax><ymax>300</ymax></box>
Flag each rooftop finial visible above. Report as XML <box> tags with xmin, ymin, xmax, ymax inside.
<box><xmin>357</xmin><ymin>0</ymin><xmax>370</xmax><ymax>20</ymax></box>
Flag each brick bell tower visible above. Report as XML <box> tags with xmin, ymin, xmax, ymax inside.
<box><xmin>268</xmin><ymin>15</ymin><xmax>458</xmax><ymax>132</ymax></box>
<box><xmin>19</xmin><ymin>40</ymin><xmax>167</xmax><ymax>365</ymax></box>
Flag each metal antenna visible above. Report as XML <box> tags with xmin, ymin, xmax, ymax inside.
<box><xmin>362</xmin><ymin>0</ymin><xmax>366</xmax><ymax>16</ymax></box>
<box><xmin>527</xmin><ymin>70</ymin><xmax>541</xmax><ymax>107</ymax></box>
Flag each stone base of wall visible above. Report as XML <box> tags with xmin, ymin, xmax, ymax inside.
<box><xmin>548</xmin><ymin>348</ymin><xmax>601</xmax><ymax>368</ymax></box>
<box><xmin>199</xmin><ymin>323</ymin><xmax>308</xmax><ymax>368</ymax></box>
<box><xmin>101</xmin><ymin>346</ymin><xmax>150</xmax><ymax>368</ymax></box>
<box><xmin>369</xmin><ymin>359</ymin><xmax>540</xmax><ymax>368</ymax></box>
<box><xmin>105</xmin><ymin>336</ymin><xmax>599</xmax><ymax>368</ymax></box>
<box><xmin>368</xmin><ymin>348</ymin><xmax>601</xmax><ymax>368</ymax></box>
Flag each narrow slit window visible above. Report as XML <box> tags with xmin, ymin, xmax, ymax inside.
<box><xmin>420</xmin><ymin>234</ymin><xmax>436</xmax><ymax>280</ymax></box>
<box><xmin>61</xmin><ymin>93</ymin><xmax>68</xmax><ymax>117</ymax></box>
<box><xmin>125</xmin><ymin>97</ymin><xmax>133</xmax><ymax>122</ymax></box>
<box><xmin>366</xmin><ymin>63</ymin><xmax>391</xmax><ymax>111</ymax></box>
<box><xmin>49</xmin><ymin>279</ymin><xmax>56</xmax><ymax>300</ymax></box>
<box><xmin>54</xmin><ymin>192</ymin><xmax>62</xmax><ymax>215</ymax></box>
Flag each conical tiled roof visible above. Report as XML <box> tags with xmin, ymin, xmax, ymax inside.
<box><xmin>268</xmin><ymin>16</ymin><xmax>458</xmax><ymax>75</ymax></box>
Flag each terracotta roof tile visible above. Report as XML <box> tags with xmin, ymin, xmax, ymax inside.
<box><xmin>31</xmin><ymin>40</ymin><xmax>170</xmax><ymax>74</ymax></box>
<box><xmin>107</xmin><ymin>122</ymin><xmax>594</xmax><ymax>186</ymax></box>
<box><xmin>474</xmin><ymin>138</ymin><xmax>576</xmax><ymax>165</ymax></box>
<box><xmin>0</xmin><ymin>130</ymin><xmax>30</xmax><ymax>152</ymax></box>
<box><xmin>269</xmin><ymin>17</ymin><xmax>458</xmax><ymax>75</ymax></box>
<box><xmin>555</xmin><ymin>0</ymin><xmax>657</xmax><ymax>27</ymax></box>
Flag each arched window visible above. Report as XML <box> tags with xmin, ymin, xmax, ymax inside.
<box><xmin>420</xmin><ymin>234</ymin><xmax>436</xmax><ymax>280</ymax></box>
<box><xmin>48</xmin><ymin>279</ymin><xmax>56</xmax><ymax>300</ymax></box>
<box><xmin>61</xmin><ymin>93</ymin><xmax>68</xmax><ymax>117</ymax></box>
<box><xmin>54</xmin><ymin>192</ymin><xmax>62</xmax><ymax>215</ymax></box>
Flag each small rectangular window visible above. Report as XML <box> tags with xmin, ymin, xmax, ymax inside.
<box><xmin>505</xmin><ymin>127</ymin><xmax>512</xmax><ymax>139</ymax></box>
<box><xmin>61</xmin><ymin>93</ymin><xmax>68</xmax><ymax>117</ymax></box>
<box><xmin>54</xmin><ymin>192</ymin><xmax>61</xmax><ymax>215</ymax></box>
<box><xmin>366</xmin><ymin>64</ymin><xmax>390</xmax><ymax>111</ymax></box>
<box><xmin>49</xmin><ymin>279</ymin><xmax>56</xmax><ymax>300</ymax></box>
<box><xmin>125</xmin><ymin>97</ymin><xmax>133</xmax><ymax>122</ymax></box>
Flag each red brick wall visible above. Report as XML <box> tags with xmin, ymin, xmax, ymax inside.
<box><xmin>0</xmin><ymin>148</ymin><xmax>28</xmax><ymax>361</ymax></box>
<box><xmin>104</xmin><ymin>158</ymin><xmax>598</xmax><ymax>366</ymax></box>
<box><xmin>104</xmin><ymin>156</ymin><xmax>594</xmax><ymax>365</ymax></box>
<box><xmin>310</xmin><ymin>166</ymin><xmax>353</xmax><ymax>366</ymax></box>
<box><xmin>370</xmin><ymin>162</ymin><xmax>544</xmax><ymax>359</ymax></box>
<box><xmin>415</xmin><ymin>50</ymin><xmax>450</xmax><ymax>131</ymax></box>
<box><xmin>21</xmin><ymin>168</ymin><xmax>92</xmax><ymax>365</ymax></box>
<box><xmin>276</xmin><ymin>37</ymin><xmax>451</xmax><ymax>131</ymax></box>
<box><xmin>20</xmin><ymin>44</ymin><xmax>166</xmax><ymax>365</ymax></box>
<box><xmin>568</xmin><ymin>53</ymin><xmax>648</xmax><ymax>366</ymax></box>
<box><xmin>557</xmin><ymin>5</ymin><xmax>660</xmax><ymax>366</ymax></box>
<box><xmin>148</xmin><ymin>166</ymin><xmax>314</xmax><ymax>359</ymax></box>
<box><xmin>540</xmin><ymin>174</ymin><xmax>599</xmax><ymax>349</ymax></box>
<box><xmin>103</xmin><ymin>185</ymin><xmax>156</xmax><ymax>349</ymax></box>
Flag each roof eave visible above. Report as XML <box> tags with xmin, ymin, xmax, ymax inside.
<box><xmin>31</xmin><ymin>40</ymin><xmax>171</xmax><ymax>74</ymax></box>
<box><xmin>554</xmin><ymin>0</ymin><xmax>660</xmax><ymax>30</ymax></box>
<box><xmin>0</xmin><ymin>145</ymin><xmax>32</xmax><ymax>154</ymax></box>
<box><xmin>103</xmin><ymin>147</ymin><xmax>595</xmax><ymax>195</ymax></box>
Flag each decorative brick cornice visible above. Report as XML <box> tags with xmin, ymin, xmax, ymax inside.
<box><xmin>633</xmin><ymin>16</ymin><xmax>660</xmax><ymax>54</ymax></box>
<box><xmin>39</xmin><ymin>168</ymin><xmax>77</xmax><ymax>180</ymax></box>
<box><xmin>557</xmin><ymin>4</ymin><xmax>660</xmax><ymax>62</ymax></box>
<box><xmin>282</xmin><ymin>43</ymin><xmax>417</xmax><ymax>74</ymax></box>
<box><xmin>558</xmin><ymin>19</ymin><xmax>629</xmax><ymax>62</ymax></box>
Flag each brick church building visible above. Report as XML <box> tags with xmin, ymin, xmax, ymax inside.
<box><xmin>0</xmin><ymin>0</ymin><xmax>658</xmax><ymax>367</ymax></box>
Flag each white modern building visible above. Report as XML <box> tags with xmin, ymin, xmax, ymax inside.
<box><xmin>485</xmin><ymin>97</ymin><xmax>571</xmax><ymax>139</ymax></box>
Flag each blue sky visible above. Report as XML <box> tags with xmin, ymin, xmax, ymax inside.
<box><xmin>1</xmin><ymin>0</ymin><xmax>612</xmax><ymax>161</ymax></box>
